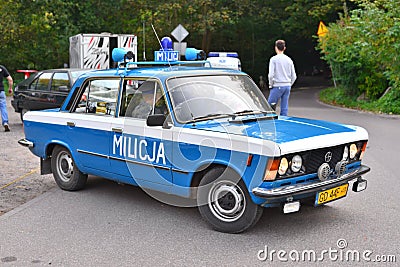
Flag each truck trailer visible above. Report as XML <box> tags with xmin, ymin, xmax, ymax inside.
<box><xmin>69</xmin><ymin>33</ymin><xmax>137</xmax><ymax>69</ymax></box>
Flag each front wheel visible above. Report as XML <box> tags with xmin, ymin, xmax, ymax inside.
<box><xmin>51</xmin><ymin>146</ymin><xmax>87</xmax><ymax>191</ymax></box>
<box><xmin>197</xmin><ymin>167</ymin><xmax>263</xmax><ymax>233</ymax></box>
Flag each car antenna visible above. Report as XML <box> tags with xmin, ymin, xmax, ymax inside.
<box><xmin>143</xmin><ymin>21</ymin><xmax>146</xmax><ymax>61</ymax></box>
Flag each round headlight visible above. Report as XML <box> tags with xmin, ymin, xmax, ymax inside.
<box><xmin>342</xmin><ymin>146</ymin><xmax>349</xmax><ymax>161</ymax></box>
<box><xmin>278</xmin><ymin>157</ymin><xmax>288</xmax><ymax>175</ymax></box>
<box><xmin>291</xmin><ymin>155</ymin><xmax>302</xmax><ymax>172</ymax></box>
<box><xmin>350</xmin><ymin>144</ymin><xmax>358</xmax><ymax>159</ymax></box>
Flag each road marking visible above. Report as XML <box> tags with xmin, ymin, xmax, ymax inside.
<box><xmin>0</xmin><ymin>168</ymin><xmax>39</xmax><ymax>190</ymax></box>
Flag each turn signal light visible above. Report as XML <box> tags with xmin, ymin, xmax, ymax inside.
<box><xmin>359</xmin><ymin>142</ymin><xmax>367</xmax><ymax>160</ymax></box>
<box><xmin>264</xmin><ymin>158</ymin><xmax>280</xmax><ymax>181</ymax></box>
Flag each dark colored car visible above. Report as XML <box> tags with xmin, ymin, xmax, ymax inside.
<box><xmin>11</xmin><ymin>68</ymin><xmax>90</xmax><ymax>120</ymax></box>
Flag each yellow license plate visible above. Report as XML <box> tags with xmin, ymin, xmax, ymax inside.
<box><xmin>316</xmin><ymin>184</ymin><xmax>349</xmax><ymax>205</ymax></box>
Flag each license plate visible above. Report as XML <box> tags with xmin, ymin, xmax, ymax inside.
<box><xmin>316</xmin><ymin>184</ymin><xmax>349</xmax><ymax>205</ymax></box>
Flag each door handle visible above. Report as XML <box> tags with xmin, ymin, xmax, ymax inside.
<box><xmin>67</xmin><ymin>121</ymin><xmax>75</xmax><ymax>127</ymax></box>
<box><xmin>112</xmin><ymin>127</ymin><xmax>123</xmax><ymax>133</ymax></box>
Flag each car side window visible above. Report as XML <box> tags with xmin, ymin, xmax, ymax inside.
<box><xmin>51</xmin><ymin>72</ymin><xmax>70</xmax><ymax>91</ymax></box>
<box><xmin>74</xmin><ymin>79</ymin><xmax>120</xmax><ymax>116</ymax></box>
<box><xmin>120</xmin><ymin>79</ymin><xmax>168</xmax><ymax>119</ymax></box>
<box><xmin>35</xmin><ymin>72</ymin><xmax>52</xmax><ymax>91</ymax></box>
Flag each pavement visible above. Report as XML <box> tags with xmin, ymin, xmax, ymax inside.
<box><xmin>0</xmin><ymin>96</ymin><xmax>55</xmax><ymax>216</ymax></box>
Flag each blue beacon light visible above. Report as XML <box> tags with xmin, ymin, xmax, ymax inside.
<box><xmin>185</xmin><ymin>48</ymin><xmax>206</xmax><ymax>61</ymax></box>
<box><xmin>112</xmin><ymin>48</ymin><xmax>134</xmax><ymax>63</ymax></box>
<box><xmin>160</xmin><ymin>37</ymin><xmax>173</xmax><ymax>51</ymax></box>
<box><xmin>154</xmin><ymin>36</ymin><xmax>179</xmax><ymax>62</ymax></box>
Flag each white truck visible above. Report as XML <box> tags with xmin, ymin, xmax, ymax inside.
<box><xmin>69</xmin><ymin>33</ymin><xmax>137</xmax><ymax>69</ymax></box>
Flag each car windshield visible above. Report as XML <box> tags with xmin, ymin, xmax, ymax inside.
<box><xmin>166</xmin><ymin>75</ymin><xmax>273</xmax><ymax>123</ymax></box>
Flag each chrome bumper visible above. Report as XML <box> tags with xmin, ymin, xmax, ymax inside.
<box><xmin>252</xmin><ymin>165</ymin><xmax>370</xmax><ymax>199</ymax></box>
<box><xmin>18</xmin><ymin>138</ymin><xmax>34</xmax><ymax>148</ymax></box>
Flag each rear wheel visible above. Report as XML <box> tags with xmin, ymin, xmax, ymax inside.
<box><xmin>51</xmin><ymin>146</ymin><xmax>87</xmax><ymax>191</ymax></box>
<box><xmin>197</xmin><ymin>167</ymin><xmax>263</xmax><ymax>233</ymax></box>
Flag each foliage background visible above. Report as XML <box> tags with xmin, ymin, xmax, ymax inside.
<box><xmin>317</xmin><ymin>0</ymin><xmax>400</xmax><ymax>114</ymax></box>
<box><xmin>2</xmin><ymin>0</ymin><xmax>398</xmax><ymax>114</ymax></box>
<box><xmin>0</xmin><ymin>0</ymin><xmax>349</xmax><ymax>82</ymax></box>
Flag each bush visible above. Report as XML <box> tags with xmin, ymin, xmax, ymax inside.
<box><xmin>377</xmin><ymin>88</ymin><xmax>400</xmax><ymax>114</ymax></box>
<box><xmin>320</xmin><ymin>86</ymin><xmax>400</xmax><ymax>115</ymax></box>
<box><xmin>318</xmin><ymin>0</ymin><xmax>400</xmax><ymax>100</ymax></box>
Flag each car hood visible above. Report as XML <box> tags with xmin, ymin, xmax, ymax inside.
<box><xmin>190</xmin><ymin>116</ymin><xmax>368</xmax><ymax>154</ymax></box>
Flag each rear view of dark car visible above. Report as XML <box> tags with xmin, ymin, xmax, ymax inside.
<box><xmin>11</xmin><ymin>69</ymin><xmax>90</xmax><ymax>120</ymax></box>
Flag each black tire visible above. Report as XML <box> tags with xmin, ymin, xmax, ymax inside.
<box><xmin>20</xmin><ymin>108</ymin><xmax>29</xmax><ymax>122</ymax></box>
<box><xmin>51</xmin><ymin>146</ymin><xmax>87</xmax><ymax>191</ymax></box>
<box><xmin>197</xmin><ymin>167</ymin><xmax>263</xmax><ymax>233</ymax></box>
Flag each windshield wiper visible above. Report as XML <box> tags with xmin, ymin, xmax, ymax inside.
<box><xmin>190</xmin><ymin>113</ymin><xmax>235</xmax><ymax>122</ymax></box>
<box><xmin>189</xmin><ymin>110</ymin><xmax>275</xmax><ymax>123</ymax></box>
<box><xmin>228</xmin><ymin>109</ymin><xmax>278</xmax><ymax>123</ymax></box>
<box><xmin>234</xmin><ymin>110</ymin><xmax>274</xmax><ymax>116</ymax></box>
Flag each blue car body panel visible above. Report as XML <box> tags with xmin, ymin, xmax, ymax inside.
<box><xmin>21</xmin><ymin>65</ymin><xmax>369</xmax><ymax>207</ymax></box>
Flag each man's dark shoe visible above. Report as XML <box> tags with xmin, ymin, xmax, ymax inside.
<box><xmin>4</xmin><ymin>123</ymin><xmax>10</xmax><ymax>132</ymax></box>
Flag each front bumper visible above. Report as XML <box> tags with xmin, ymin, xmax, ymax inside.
<box><xmin>252</xmin><ymin>165</ymin><xmax>370</xmax><ymax>200</ymax></box>
<box><xmin>18</xmin><ymin>138</ymin><xmax>34</xmax><ymax>148</ymax></box>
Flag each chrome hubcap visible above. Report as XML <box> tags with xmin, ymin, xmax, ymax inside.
<box><xmin>57</xmin><ymin>152</ymin><xmax>73</xmax><ymax>182</ymax></box>
<box><xmin>208</xmin><ymin>180</ymin><xmax>245</xmax><ymax>222</ymax></box>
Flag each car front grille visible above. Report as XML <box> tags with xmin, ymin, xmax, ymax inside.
<box><xmin>302</xmin><ymin>145</ymin><xmax>344</xmax><ymax>173</ymax></box>
<box><xmin>276</xmin><ymin>144</ymin><xmax>347</xmax><ymax>180</ymax></box>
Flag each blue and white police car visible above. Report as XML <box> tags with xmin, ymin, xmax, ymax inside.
<box><xmin>207</xmin><ymin>52</ymin><xmax>241</xmax><ymax>70</ymax></box>
<box><xmin>18</xmin><ymin>46</ymin><xmax>370</xmax><ymax>233</ymax></box>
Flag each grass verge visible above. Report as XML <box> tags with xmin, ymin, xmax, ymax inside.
<box><xmin>319</xmin><ymin>86</ymin><xmax>400</xmax><ymax>115</ymax></box>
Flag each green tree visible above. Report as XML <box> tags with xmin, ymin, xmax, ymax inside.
<box><xmin>318</xmin><ymin>0</ymin><xmax>399</xmax><ymax>99</ymax></box>
<box><xmin>0</xmin><ymin>0</ymin><xmax>359</xmax><ymax>82</ymax></box>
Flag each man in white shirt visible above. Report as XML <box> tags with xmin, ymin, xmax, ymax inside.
<box><xmin>267</xmin><ymin>40</ymin><xmax>297</xmax><ymax>116</ymax></box>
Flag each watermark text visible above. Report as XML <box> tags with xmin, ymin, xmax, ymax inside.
<box><xmin>257</xmin><ymin>239</ymin><xmax>397</xmax><ymax>263</ymax></box>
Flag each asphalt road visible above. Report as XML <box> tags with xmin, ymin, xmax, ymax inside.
<box><xmin>1</xmin><ymin>87</ymin><xmax>399</xmax><ymax>266</ymax></box>
<box><xmin>0</xmin><ymin>98</ymin><xmax>55</xmax><ymax>216</ymax></box>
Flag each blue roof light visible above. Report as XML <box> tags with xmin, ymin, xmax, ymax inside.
<box><xmin>208</xmin><ymin>52</ymin><xmax>239</xmax><ymax>58</ymax></box>
<box><xmin>160</xmin><ymin>37</ymin><xmax>173</xmax><ymax>51</ymax></box>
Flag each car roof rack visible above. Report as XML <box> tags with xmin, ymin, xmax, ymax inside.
<box><xmin>116</xmin><ymin>60</ymin><xmax>212</xmax><ymax>75</ymax></box>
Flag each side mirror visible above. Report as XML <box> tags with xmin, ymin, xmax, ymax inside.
<box><xmin>59</xmin><ymin>85</ymin><xmax>69</xmax><ymax>92</ymax></box>
<box><xmin>147</xmin><ymin>114</ymin><xmax>166</xmax><ymax>127</ymax></box>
